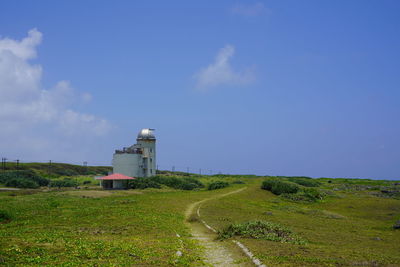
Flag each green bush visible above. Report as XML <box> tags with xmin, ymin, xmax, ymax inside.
<box><xmin>287</xmin><ymin>177</ymin><xmax>321</xmax><ymax>187</ymax></box>
<box><xmin>281</xmin><ymin>188</ymin><xmax>325</xmax><ymax>202</ymax></box>
<box><xmin>261</xmin><ymin>179</ymin><xmax>300</xmax><ymax>195</ymax></box>
<box><xmin>208</xmin><ymin>181</ymin><xmax>229</xmax><ymax>190</ymax></box>
<box><xmin>151</xmin><ymin>176</ymin><xmax>204</xmax><ymax>190</ymax></box>
<box><xmin>128</xmin><ymin>176</ymin><xmax>204</xmax><ymax>190</ymax></box>
<box><xmin>0</xmin><ymin>210</ymin><xmax>12</xmax><ymax>223</ymax></box>
<box><xmin>218</xmin><ymin>220</ymin><xmax>306</xmax><ymax>244</ymax></box>
<box><xmin>129</xmin><ymin>178</ymin><xmax>161</xmax><ymax>189</ymax></box>
<box><xmin>54</xmin><ymin>169</ymin><xmax>79</xmax><ymax>176</ymax></box>
<box><xmin>5</xmin><ymin>178</ymin><xmax>39</xmax><ymax>188</ymax></box>
<box><xmin>261</xmin><ymin>179</ymin><xmax>276</xmax><ymax>191</ymax></box>
<box><xmin>0</xmin><ymin>170</ymin><xmax>49</xmax><ymax>187</ymax></box>
<box><xmin>180</xmin><ymin>183</ymin><xmax>198</xmax><ymax>190</ymax></box>
<box><xmin>232</xmin><ymin>180</ymin><xmax>245</xmax><ymax>184</ymax></box>
<box><xmin>49</xmin><ymin>178</ymin><xmax>79</xmax><ymax>188</ymax></box>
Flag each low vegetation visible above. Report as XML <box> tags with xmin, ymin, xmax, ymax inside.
<box><xmin>0</xmin><ymin>170</ymin><xmax>49</xmax><ymax>188</ymax></box>
<box><xmin>49</xmin><ymin>177</ymin><xmax>79</xmax><ymax>188</ymax></box>
<box><xmin>261</xmin><ymin>178</ymin><xmax>326</xmax><ymax>202</ymax></box>
<box><xmin>0</xmin><ymin>167</ymin><xmax>399</xmax><ymax>266</ymax></box>
<box><xmin>129</xmin><ymin>176</ymin><xmax>204</xmax><ymax>190</ymax></box>
<box><xmin>261</xmin><ymin>179</ymin><xmax>300</xmax><ymax>195</ymax></box>
<box><xmin>207</xmin><ymin>181</ymin><xmax>230</xmax><ymax>190</ymax></box>
<box><xmin>218</xmin><ymin>220</ymin><xmax>306</xmax><ymax>244</ymax></box>
<box><xmin>0</xmin><ymin>210</ymin><xmax>12</xmax><ymax>223</ymax></box>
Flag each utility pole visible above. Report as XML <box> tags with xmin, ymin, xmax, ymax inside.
<box><xmin>48</xmin><ymin>160</ymin><xmax>52</xmax><ymax>174</ymax></box>
<box><xmin>2</xmin><ymin>158</ymin><xmax>7</xmax><ymax>171</ymax></box>
<box><xmin>187</xmin><ymin>167</ymin><xmax>189</xmax><ymax>173</ymax></box>
<box><xmin>15</xmin><ymin>159</ymin><xmax>19</xmax><ymax>170</ymax></box>
<box><xmin>199</xmin><ymin>168</ymin><xmax>202</xmax><ymax>175</ymax></box>
<box><xmin>172</xmin><ymin>166</ymin><xmax>175</xmax><ymax>172</ymax></box>
<box><xmin>83</xmin><ymin>161</ymin><xmax>88</xmax><ymax>175</ymax></box>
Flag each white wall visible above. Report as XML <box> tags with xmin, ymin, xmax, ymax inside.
<box><xmin>137</xmin><ymin>139</ymin><xmax>156</xmax><ymax>177</ymax></box>
<box><xmin>112</xmin><ymin>153</ymin><xmax>142</xmax><ymax>177</ymax></box>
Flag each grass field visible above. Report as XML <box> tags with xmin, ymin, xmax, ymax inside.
<box><xmin>0</xmin><ymin>172</ymin><xmax>399</xmax><ymax>266</ymax></box>
<box><xmin>199</xmin><ymin>178</ymin><xmax>400</xmax><ymax>266</ymax></box>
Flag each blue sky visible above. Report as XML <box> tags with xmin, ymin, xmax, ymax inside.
<box><xmin>0</xmin><ymin>1</ymin><xmax>399</xmax><ymax>179</ymax></box>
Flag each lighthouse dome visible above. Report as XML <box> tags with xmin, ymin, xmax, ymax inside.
<box><xmin>137</xmin><ymin>128</ymin><xmax>155</xmax><ymax>140</ymax></box>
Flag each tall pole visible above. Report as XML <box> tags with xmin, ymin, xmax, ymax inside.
<box><xmin>83</xmin><ymin>161</ymin><xmax>88</xmax><ymax>175</ymax></box>
<box><xmin>2</xmin><ymin>158</ymin><xmax>7</xmax><ymax>170</ymax></box>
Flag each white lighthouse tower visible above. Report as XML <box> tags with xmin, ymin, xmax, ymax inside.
<box><xmin>112</xmin><ymin>128</ymin><xmax>156</xmax><ymax>177</ymax></box>
<box><xmin>136</xmin><ymin>128</ymin><xmax>156</xmax><ymax>177</ymax></box>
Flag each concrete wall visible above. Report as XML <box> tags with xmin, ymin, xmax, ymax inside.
<box><xmin>137</xmin><ymin>139</ymin><xmax>156</xmax><ymax>177</ymax></box>
<box><xmin>112</xmin><ymin>153</ymin><xmax>143</xmax><ymax>177</ymax></box>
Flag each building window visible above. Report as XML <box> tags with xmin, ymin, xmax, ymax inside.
<box><xmin>150</xmin><ymin>169</ymin><xmax>152</xmax><ymax>174</ymax></box>
<box><xmin>150</xmin><ymin>158</ymin><xmax>152</xmax><ymax>162</ymax></box>
<box><xmin>150</xmin><ymin>149</ymin><xmax>152</xmax><ymax>153</ymax></box>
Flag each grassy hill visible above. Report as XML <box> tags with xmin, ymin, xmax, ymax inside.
<box><xmin>0</xmin><ymin>173</ymin><xmax>399</xmax><ymax>266</ymax></box>
<box><xmin>0</xmin><ymin>162</ymin><xmax>111</xmax><ymax>178</ymax></box>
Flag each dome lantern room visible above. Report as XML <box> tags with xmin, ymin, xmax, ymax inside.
<box><xmin>137</xmin><ymin>128</ymin><xmax>156</xmax><ymax>140</ymax></box>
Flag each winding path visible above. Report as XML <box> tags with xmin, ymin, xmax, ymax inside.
<box><xmin>184</xmin><ymin>187</ymin><xmax>256</xmax><ymax>266</ymax></box>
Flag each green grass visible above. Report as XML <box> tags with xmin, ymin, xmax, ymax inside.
<box><xmin>0</xmin><ymin>185</ymin><xmax>243</xmax><ymax>266</ymax></box>
<box><xmin>199</xmin><ymin>178</ymin><xmax>400</xmax><ymax>266</ymax></box>
<box><xmin>0</xmin><ymin>174</ymin><xmax>399</xmax><ymax>266</ymax></box>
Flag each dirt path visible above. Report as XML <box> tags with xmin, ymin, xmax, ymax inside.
<box><xmin>184</xmin><ymin>187</ymin><xmax>249</xmax><ymax>266</ymax></box>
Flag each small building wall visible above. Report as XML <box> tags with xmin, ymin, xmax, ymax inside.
<box><xmin>112</xmin><ymin>180</ymin><xmax>126</xmax><ymax>189</ymax></box>
<box><xmin>112</xmin><ymin>153</ymin><xmax>142</xmax><ymax>177</ymax></box>
<box><xmin>112</xmin><ymin>129</ymin><xmax>157</xmax><ymax>178</ymax></box>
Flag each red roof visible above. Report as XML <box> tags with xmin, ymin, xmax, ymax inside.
<box><xmin>97</xmin><ymin>173</ymin><xmax>136</xmax><ymax>180</ymax></box>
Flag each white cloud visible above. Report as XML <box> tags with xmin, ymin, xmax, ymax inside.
<box><xmin>231</xmin><ymin>2</ymin><xmax>267</xmax><ymax>17</ymax></box>
<box><xmin>194</xmin><ymin>45</ymin><xmax>255</xmax><ymax>90</ymax></box>
<box><xmin>0</xmin><ymin>29</ymin><xmax>112</xmax><ymax>161</ymax></box>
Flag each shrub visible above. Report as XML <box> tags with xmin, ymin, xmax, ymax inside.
<box><xmin>262</xmin><ymin>179</ymin><xmax>300</xmax><ymax>195</ymax></box>
<box><xmin>261</xmin><ymin>179</ymin><xmax>276</xmax><ymax>191</ymax></box>
<box><xmin>128</xmin><ymin>176</ymin><xmax>204</xmax><ymax>190</ymax></box>
<box><xmin>180</xmin><ymin>182</ymin><xmax>198</xmax><ymax>190</ymax></box>
<box><xmin>218</xmin><ymin>220</ymin><xmax>306</xmax><ymax>244</ymax></box>
<box><xmin>151</xmin><ymin>176</ymin><xmax>204</xmax><ymax>190</ymax></box>
<box><xmin>54</xmin><ymin>169</ymin><xmax>79</xmax><ymax>176</ymax></box>
<box><xmin>0</xmin><ymin>210</ymin><xmax>12</xmax><ymax>223</ymax></box>
<box><xmin>83</xmin><ymin>180</ymin><xmax>91</xmax><ymax>185</ymax></box>
<box><xmin>49</xmin><ymin>178</ymin><xmax>79</xmax><ymax>188</ymax></box>
<box><xmin>287</xmin><ymin>177</ymin><xmax>321</xmax><ymax>187</ymax></box>
<box><xmin>281</xmin><ymin>188</ymin><xmax>325</xmax><ymax>202</ymax></box>
<box><xmin>232</xmin><ymin>180</ymin><xmax>245</xmax><ymax>184</ymax></box>
<box><xmin>182</xmin><ymin>177</ymin><xmax>204</xmax><ymax>188</ymax></box>
<box><xmin>208</xmin><ymin>181</ymin><xmax>229</xmax><ymax>190</ymax></box>
<box><xmin>0</xmin><ymin>170</ymin><xmax>49</xmax><ymax>187</ymax></box>
<box><xmin>5</xmin><ymin>178</ymin><xmax>39</xmax><ymax>189</ymax></box>
<box><xmin>129</xmin><ymin>178</ymin><xmax>161</xmax><ymax>189</ymax></box>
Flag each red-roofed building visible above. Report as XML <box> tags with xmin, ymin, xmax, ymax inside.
<box><xmin>97</xmin><ymin>173</ymin><xmax>135</xmax><ymax>189</ymax></box>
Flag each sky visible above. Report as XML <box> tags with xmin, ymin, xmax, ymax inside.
<box><xmin>0</xmin><ymin>1</ymin><xmax>399</xmax><ymax>179</ymax></box>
